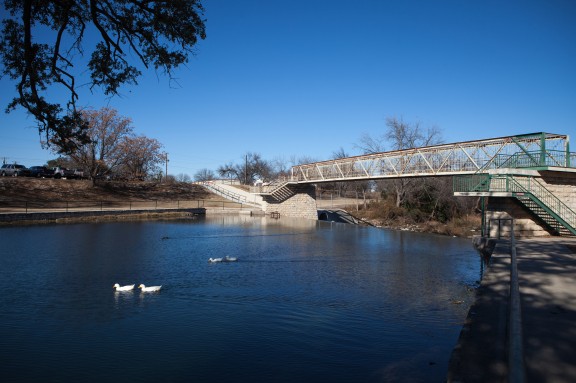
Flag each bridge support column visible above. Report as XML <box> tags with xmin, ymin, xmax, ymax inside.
<box><xmin>485</xmin><ymin>198</ymin><xmax>549</xmax><ymax>238</ymax></box>
<box><xmin>264</xmin><ymin>184</ymin><xmax>318</xmax><ymax>220</ymax></box>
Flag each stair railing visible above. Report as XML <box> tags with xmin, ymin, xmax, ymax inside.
<box><xmin>199</xmin><ymin>182</ymin><xmax>248</xmax><ymax>204</ymax></box>
<box><xmin>507</xmin><ymin>176</ymin><xmax>576</xmax><ymax>229</ymax></box>
<box><xmin>487</xmin><ymin>175</ymin><xmax>576</xmax><ymax>233</ymax></box>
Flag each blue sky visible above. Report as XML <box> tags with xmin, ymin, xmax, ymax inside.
<box><xmin>1</xmin><ymin>0</ymin><xmax>575</xmax><ymax>178</ymax></box>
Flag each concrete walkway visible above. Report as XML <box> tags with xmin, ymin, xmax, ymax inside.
<box><xmin>447</xmin><ymin>237</ymin><xmax>576</xmax><ymax>382</ymax></box>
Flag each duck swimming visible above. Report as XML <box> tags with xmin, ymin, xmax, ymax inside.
<box><xmin>138</xmin><ymin>284</ymin><xmax>162</xmax><ymax>292</ymax></box>
<box><xmin>113</xmin><ymin>283</ymin><xmax>135</xmax><ymax>291</ymax></box>
<box><xmin>208</xmin><ymin>256</ymin><xmax>238</xmax><ymax>263</ymax></box>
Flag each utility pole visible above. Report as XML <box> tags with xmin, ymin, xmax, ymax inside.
<box><xmin>165</xmin><ymin>153</ymin><xmax>169</xmax><ymax>183</ymax></box>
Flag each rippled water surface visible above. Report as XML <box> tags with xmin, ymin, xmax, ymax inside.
<box><xmin>0</xmin><ymin>216</ymin><xmax>481</xmax><ymax>382</ymax></box>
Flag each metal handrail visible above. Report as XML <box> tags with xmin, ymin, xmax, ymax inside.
<box><xmin>198</xmin><ymin>182</ymin><xmax>248</xmax><ymax>204</ymax></box>
<box><xmin>508</xmin><ymin>225</ymin><xmax>526</xmax><ymax>383</ymax></box>
<box><xmin>494</xmin><ymin>150</ymin><xmax>572</xmax><ymax>169</ymax></box>
<box><xmin>499</xmin><ymin>176</ymin><xmax>576</xmax><ymax>229</ymax></box>
<box><xmin>453</xmin><ymin>174</ymin><xmax>491</xmax><ymax>192</ymax></box>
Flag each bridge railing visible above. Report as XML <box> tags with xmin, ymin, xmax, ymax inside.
<box><xmin>493</xmin><ymin>150</ymin><xmax>573</xmax><ymax>169</ymax></box>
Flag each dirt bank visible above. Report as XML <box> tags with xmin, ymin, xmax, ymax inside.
<box><xmin>0</xmin><ymin>177</ymin><xmax>212</xmax><ymax>202</ymax></box>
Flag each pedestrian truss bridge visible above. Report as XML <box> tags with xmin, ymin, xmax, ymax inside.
<box><xmin>288</xmin><ymin>132</ymin><xmax>573</xmax><ymax>183</ymax></box>
<box><xmin>256</xmin><ymin>132</ymin><xmax>576</xmax><ymax>236</ymax></box>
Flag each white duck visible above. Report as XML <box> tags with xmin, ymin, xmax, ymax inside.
<box><xmin>113</xmin><ymin>283</ymin><xmax>135</xmax><ymax>291</ymax></box>
<box><xmin>208</xmin><ymin>256</ymin><xmax>238</xmax><ymax>263</ymax></box>
<box><xmin>138</xmin><ymin>284</ymin><xmax>162</xmax><ymax>292</ymax></box>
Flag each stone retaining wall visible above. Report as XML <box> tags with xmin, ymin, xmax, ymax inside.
<box><xmin>540</xmin><ymin>171</ymin><xmax>576</xmax><ymax>211</ymax></box>
<box><xmin>0</xmin><ymin>208</ymin><xmax>205</xmax><ymax>225</ymax></box>
<box><xmin>263</xmin><ymin>184</ymin><xmax>318</xmax><ymax>220</ymax></box>
<box><xmin>486</xmin><ymin>198</ymin><xmax>550</xmax><ymax>237</ymax></box>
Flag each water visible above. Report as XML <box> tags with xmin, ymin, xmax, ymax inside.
<box><xmin>0</xmin><ymin>216</ymin><xmax>481</xmax><ymax>382</ymax></box>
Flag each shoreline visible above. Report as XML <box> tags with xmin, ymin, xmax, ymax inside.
<box><xmin>0</xmin><ymin>208</ymin><xmax>206</xmax><ymax>226</ymax></box>
<box><xmin>0</xmin><ymin>207</ymin><xmax>480</xmax><ymax>239</ymax></box>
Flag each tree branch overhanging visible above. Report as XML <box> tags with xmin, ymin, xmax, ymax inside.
<box><xmin>0</xmin><ymin>0</ymin><xmax>206</xmax><ymax>154</ymax></box>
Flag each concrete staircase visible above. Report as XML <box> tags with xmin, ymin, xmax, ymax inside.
<box><xmin>257</xmin><ymin>181</ymin><xmax>296</xmax><ymax>202</ymax></box>
<box><xmin>197</xmin><ymin>181</ymin><xmax>266</xmax><ymax>209</ymax></box>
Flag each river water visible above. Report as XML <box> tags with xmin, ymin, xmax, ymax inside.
<box><xmin>0</xmin><ymin>216</ymin><xmax>481</xmax><ymax>382</ymax></box>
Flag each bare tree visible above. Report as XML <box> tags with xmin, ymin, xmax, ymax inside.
<box><xmin>176</xmin><ymin>173</ymin><xmax>192</xmax><ymax>183</ymax></box>
<box><xmin>356</xmin><ymin>133</ymin><xmax>385</xmax><ymax>154</ymax></box>
<box><xmin>217</xmin><ymin>162</ymin><xmax>238</xmax><ymax>181</ymax></box>
<box><xmin>290</xmin><ymin>155</ymin><xmax>319</xmax><ymax>166</ymax></box>
<box><xmin>357</xmin><ymin>117</ymin><xmax>442</xmax><ymax>153</ymax></box>
<box><xmin>194</xmin><ymin>168</ymin><xmax>215</xmax><ymax>182</ymax></box>
<box><xmin>357</xmin><ymin>117</ymin><xmax>443</xmax><ymax>207</ymax></box>
<box><xmin>270</xmin><ymin>156</ymin><xmax>291</xmax><ymax>180</ymax></box>
<box><xmin>217</xmin><ymin>153</ymin><xmax>273</xmax><ymax>185</ymax></box>
<box><xmin>322</xmin><ymin>147</ymin><xmax>351</xmax><ymax>198</ymax></box>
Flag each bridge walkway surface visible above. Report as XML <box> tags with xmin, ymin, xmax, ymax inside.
<box><xmin>447</xmin><ymin>237</ymin><xmax>576</xmax><ymax>382</ymax></box>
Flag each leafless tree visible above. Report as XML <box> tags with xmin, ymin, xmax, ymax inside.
<box><xmin>217</xmin><ymin>153</ymin><xmax>273</xmax><ymax>185</ymax></box>
<box><xmin>357</xmin><ymin>117</ymin><xmax>443</xmax><ymax>207</ymax></box>
<box><xmin>194</xmin><ymin>168</ymin><xmax>215</xmax><ymax>182</ymax></box>
<box><xmin>176</xmin><ymin>173</ymin><xmax>192</xmax><ymax>183</ymax></box>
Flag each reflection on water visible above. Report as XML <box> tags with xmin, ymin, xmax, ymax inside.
<box><xmin>0</xmin><ymin>216</ymin><xmax>481</xmax><ymax>382</ymax></box>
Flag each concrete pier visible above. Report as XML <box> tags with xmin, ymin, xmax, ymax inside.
<box><xmin>447</xmin><ymin>237</ymin><xmax>576</xmax><ymax>382</ymax></box>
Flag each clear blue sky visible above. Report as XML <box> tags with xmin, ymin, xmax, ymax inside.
<box><xmin>1</xmin><ymin>0</ymin><xmax>575</xmax><ymax>178</ymax></box>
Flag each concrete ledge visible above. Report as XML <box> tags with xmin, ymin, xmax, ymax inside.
<box><xmin>472</xmin><ymin>235</ymin><xmax>497</xmax><ymax>257</ymax></box>
<box><xmin>447</xmin><ymin>240</ymin><xmax>511</xmax><ymax>382</ymax></box>
<box><xmin>0</xmin><ymin>208</ymin><xmax>205</xmax><ymax>225</ymax></box>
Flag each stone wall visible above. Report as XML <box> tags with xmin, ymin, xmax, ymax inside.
<box><xmin>263</xmin><ymin>184</ymin><xmax>318</xmax><ymax>220</ymax></box>
<box><xmin>539</xmin><ymin>171</ymin><xmax>576</xmax><ymax>211</ymax></box>
<box><xmin>486</xmin><ymin>197</ymin><xmax>551</xmax><ymax>238</ymax></box>
<box><xmin>0</xmin><ymin>208</ymin><xmax>205</xmax><ymax>225</ymax></box>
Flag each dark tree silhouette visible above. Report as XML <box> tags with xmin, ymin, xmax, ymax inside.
<box><xmin>0</xmin><ymin>0</ymin><xmax>206</xmax><ymax>153</ymax></box>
